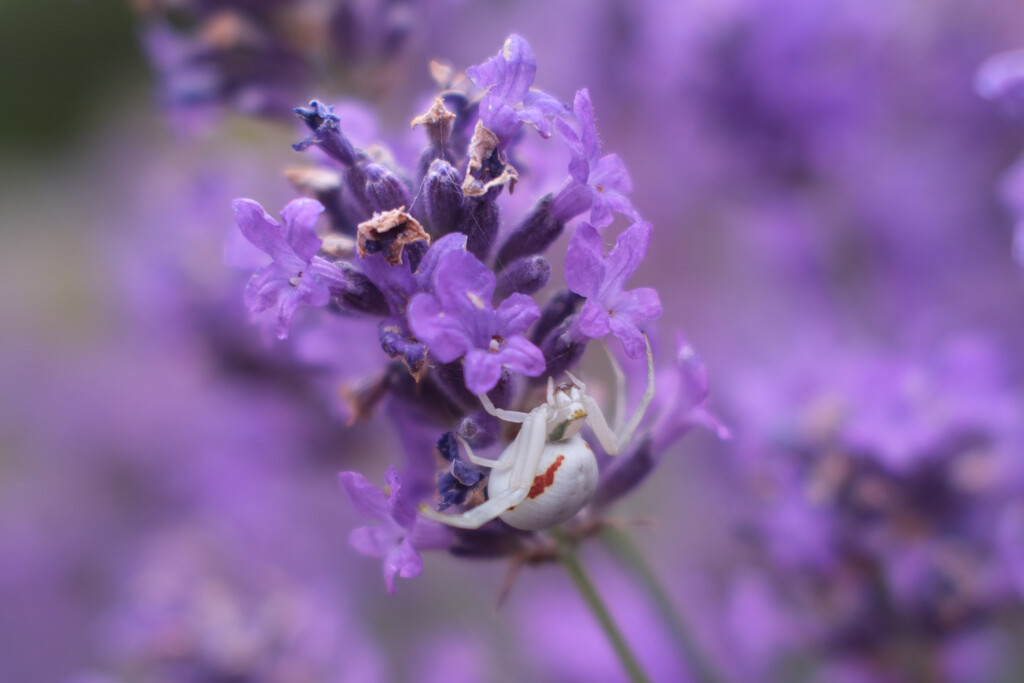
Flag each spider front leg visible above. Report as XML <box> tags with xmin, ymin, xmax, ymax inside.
<box><xmin>456</xmin><ymin>435</ymin><xmax>512</xmax><ymax>470</ymax></box>
<box><xmin>572</xmin><ymin>334</ymin><xmax>655</xmax><ymax>455</ymax></box>
<box><xmin>419</xmin><ymin>409</ymin><xmax>549</xmax><ymax>529</ymax></box>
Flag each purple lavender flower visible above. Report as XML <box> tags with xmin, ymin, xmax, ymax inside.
<box><xmin>408</xmin><ymin>249</ymin><xmax>545</xmax><ymax>394</ymax></box>
<box><xmin>565</xmin><ymin>221</ymin><xmax>663</xmax><ymax>359</ymax></box>
<box><xmin>233</xmin><ymin>197</ymin><xmax>346</xmax><ymax>339</ymax></box>
<box><xmin>465</xmin><ymin>33</ymin><xmax>565</xmax><ymax>146</ymax></box>
<box><xmin>551</xmin><ymin>88</ymin><xmax>639</xmax><ymax>228</ymax></box>
<box><xmin>339</xmin><ymin>466</ymin><xmax>451</xmax><ymax>594</ymax></box>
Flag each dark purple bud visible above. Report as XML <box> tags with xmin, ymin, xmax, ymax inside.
<box><xmin>530</xmin><ymin>289</ymin><xmax>583</xmax><ymax>345</ymax></box>
<box><xmin>457</xmin><ymin>411</ymin><xmax>500</xmax><ymax>449</ymax></box>
<box><xmin>423</xmin><ymin>159</ymin><xmax>464</xmax><ymax>236</ymax></box>
<box><xmin>328</xmin><ymin>261</ymin><xmax>389</xmax><ymax>315</ymax></box>
<box><xmin>494</xmin><ymin>255</ymin><xmax>550</xmax><ymax>299</ymax></box>
<box><xmin>284</xmin><ymin>166</ymin><xmax>356</xmax><ymax>235</ymax></box>
<box><xmin>538</xmin><ymin>319</ymin><xmax>586</xmax><ymax>377</ymax></box>
<box><xmin>379</xmin><ymin>320</ymin><xmax>428</xmax><ymax>379</ymax></box>
<box><xmin>458</xmin><ymin>195</ymin><xmax>500</xmax><ymax>260</ymax></box>
<box><xmin>293</xmin><ymin>101</ymin><xmax>361</xmax><ymax>167</ymax></box>
<box><xmin>485</xmin><ymin>369</ymin><xmax>517</xmax><ymax>409</ymax></box>
<box><xmin>591</xmin><ymin>437</ymin><xmax>654</xmax><ymax>509</ymax></box>
<box><xmin>429</xmin><ymin>361</ymin><xmax>478</xmax><ymax>411</ymax></box>
<box><xmin>436</xmin><ymin>432</ymin><xmax>485</xmax><ymax>511</ymax></box>
<box><xmin>364</xmin><ymin>163</ymin><xmax>412</xmax><ymax>213</ymax></box>
<box><xmin>494</xmin><ymin>194</ymin><xmax>564</xmax><ymax>267</ymax></box>
<box><xmin>385</xmin><ymin>362</ymin><xmax>463</xmax><ymax>425</ymax></box>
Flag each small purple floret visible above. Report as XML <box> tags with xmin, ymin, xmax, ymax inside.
<box><xmin>339</xmin><ymin>466</ymin><xmax>451</xmax><ymax>594</ymax></box>
<box><xmin>233</xmin><ymin>197</ymin><xmax>347</xmax><ymax>340</ymax></box>
<box><xmin>408</xmin><ymin>250</ymin><xmax>545</xmax><ymax>394</ymax></box>
<box><xmin>552</xmin><ymin>89</ymin><xmax>639</xmax><ymax>228</ymax></box>
<box><xmin>466</xmin><ymin>34</ymin><xmax>565</xmax><ymax>146</ymax></box>
<box><xmin>565</xmin><ymin>221</ymin><xmax>662</xmax><ymax>359</ymax></box>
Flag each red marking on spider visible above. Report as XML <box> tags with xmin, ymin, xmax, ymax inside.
<box><xmin>528</xmin><ymin>455</ymin><xmax>565</xmax><ymax>499</ymax></box>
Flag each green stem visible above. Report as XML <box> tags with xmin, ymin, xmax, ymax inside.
<box><xmin>600</xmin><ymin>526</ymin><xmax>725</xmax><ymax>683</ymax></box>
<box><xmin>553</xmin><ymin>528</ymin><xmax>652</xmax><ymax>683</ymax></box>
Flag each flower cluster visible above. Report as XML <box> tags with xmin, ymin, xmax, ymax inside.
<box><xmin>231</xmin><ymin>34</ymin><xmax>716</xmax><ymax>592</ymax></box>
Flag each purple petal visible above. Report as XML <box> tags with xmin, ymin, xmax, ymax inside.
<box><xmin>432</xmin><ymin>251</ymin><xmax>497</xmax><ymax>344</ymax></box>
<box><xmin>602</xmin><ymin>221</ymin><xmax>652</xmax><ymax>295</ymax></box>
<box><xmin>338</xmin><ymin>471</ymin><xmax>389</xmax><ymax>520</ymax></box>
<box><xmin>233</xmin><ymin>198</ymin><xmax>292</xmax><ymax>262</ymax></box>
<box><xmin>273</xmin><ymin>291</ymin><xmax>303</xmax><ymax>340</ymax></box>
<box><xmin>467</xmin><ymin>34</ymin><xmax>536</xmax><ymax>104</ymax></box>
<box><xmin>463</xmin><ymin>349</ymin><xmax>504</xmax><ymax>395</ymax></box>
<box><xmin>564</xmin><ymin>223</ymin><xmax>605</xmax><ymax>297</ymax></box>
<box><xmin>572</xmin><ymin>88</ymin><xmax>600</xmax><ymax>164</ymax></box>
<box><xmin>608</xmin><ymin>315</ymin><xmax>646</xmax><ymax>360</ymax></box>
<box><xmin>349</xmin><ymin>525</ymin><xmax>398</xmax><ymax>558</ymax></box>
<box><xmin>495</xmin><ymin>293</ymin><xmax>541</xmax><ymax>337</ymax></box>
<box><xmin>243</xmin><ymin>263</ymin><xmax>289</xmax><ymax>313</ymax></box>
<box><xmin>385</xmin><ymin>466</ymin><xmax>417</xmax><ymax>530</ymax></box>
<box><xmin>415</xmin><ymin>232</ymin><xmax>468</xmax><ymax>291</ymax></box>
<box><xmin>408</xmin><ymin>293</ymin><xmax>473</xmax><ymax>363</ymax></box>
<box><xmin>613</xmin><ymin>287</ymin><xmax>663</xmax><ymax>325</ymax></box>
<box><xmin>383</xmin><ymin>539</ymin><xmax>423</xmax><ymax>594</ymax></box>
<box><xmin>575</xmin><ymin>299</ymin><xmax>612</xmax><ymax>339</ymax></box>
<box><xmin>408</xmin><ymin>519</ymin><xmax>454</xmax><ymax>551</ymax></box>
<box><xmin>280</xmin><ymin>197</ymin><xmax>325</xmax><ymax>261</ymax></box>
<box><xmin>590</xmin><ymin>153</ymin><xmax>634</xmax><ymax>194</ymax></box>
<box><xmin>494</xmin><ymin>335</ymin><xmax>546</xmax><ymax>378</ymax></box>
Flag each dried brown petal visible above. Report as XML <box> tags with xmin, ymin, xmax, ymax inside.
<box><xmin>410</xmin><ymin>97</ymin><xmax>456</xmax><ymax>144</ymax></box>
<box><xmin>463</xmin><ymin>121</ymin><xmax>518</xmax><ymax>197</ymax></box>
<box><xmin>356</xmin><ymin>207</ymin><xmax>430</xmax><ymax>265</ymax></box>
<box><xmin>284</xmin><ymin>166</ymin><xmax>343</xmax><ymax>195</ymax></box>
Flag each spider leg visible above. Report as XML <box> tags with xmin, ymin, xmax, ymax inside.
<box><xmin>477</xmin><ymin>392</ymin><xmax>529</xmax><ymax>423</ymax></box>
<box><xmin>584</xmin><ymin>334</ymin><xmax>655</xmax><ymax>455</ymax></box>
<box><xmin>506</xmin><ymin>408</ymin><xmax>549</xmax><ymax>490</ymax></box>
<box><xmin>457</xmin><ymin>435</ymin><xmax>511</xmax><ymax>470</ymax></box>
<box><xmin>600</xmin><ymin>339</ymin><xmax>627</xmax><ymax>432</ymax></box>
<box><xmin>419</xmin><ymin>487</ymin><xmax>529</xmax><ymax>529</ymax></box>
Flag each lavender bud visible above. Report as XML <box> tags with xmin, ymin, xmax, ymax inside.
<box><xmin>494</xmin><ymin>255</ymin><xmax>550</xmax><ymax>299</ymax></box>
<box><xmin>538</xmin><ymin>319</ymin><xmax>586</xmax><ymax>378</ymax></box>
<box><xmin>385</xmin><ymin>362</ymin><xmax>462</xmax><ymax>425</ymax></box>
<box><xmin>293</xmin><ymin>101</ymin><xmax>360</xmax><ymax>167</ymax></box>
<box><xmin>364</xmin><ymin>163</ymin><xmax>412</xmax><ymax>213</ymax></box>
<box><xmin>423</xmin><ymin>159</ymin><xmax>464</xmax><ymax>236</ymax></box>
<box><xmin>329</xmin><ymin>261</ymin><xmax>389</xmax><ymax>315</ymax></box>
<box><xmin>530</xmin><ymin>289</ymin><xmax>582</xmax><ymax>345</ymax></box>
<box><xmin>284</xmin><ymin>166</ymin><xmax>356</xmax><ymax>234</ymax></box>
<box><xmin>457</xmin><ymin>411</ymin><xmax>499</xmax><ymax>449</ymax></box>
<box><xmin>458</xmin><ymin>195</ymin><xmax>500</xmax><ymax>260</ymax></box>
<box><xmin>494</xmin><ymin>194</ymin><xmax>563</xmax><ymax>268</ymax></box>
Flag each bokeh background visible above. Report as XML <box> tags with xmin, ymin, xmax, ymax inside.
<box><xmin>4</xmin><ymin>1</ymin><xmax>1024</xmax><ymax>681</ymax></box>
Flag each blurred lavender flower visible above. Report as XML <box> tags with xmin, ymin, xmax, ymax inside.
<box><xmin>339</xmin><ymin>466</ymin><xmax>452</xmax><ymax>593</ymax></box>
<box><xmin>233</xmin><ymin>197</ymin><xmax>348</xmax><ymax>339</ymax></box>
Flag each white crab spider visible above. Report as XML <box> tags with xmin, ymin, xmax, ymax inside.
<box><xmin>420</xmin><ymin>336</ymin><xmax>655</xmax><ymax>531</ymax></box>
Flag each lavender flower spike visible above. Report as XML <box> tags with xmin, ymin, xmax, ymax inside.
<box><xmin>552</xmin><ymin>89</ymin><xmax>639</xmax><ymax>228</ymax></box>
<box><xmin>339</xmin><ymin>466</ymin><xmax>452</xmax><ymax>594</ymax></box>
<box><xmin>566</xmin><ymin>221</ymin><xmax>662</xmax><ymax>359</ymax></box>
<box><xmin>466</xmin><ymin>34</ymin><xmax>565</xmax><ymax>145</ymax></box>
<box><xmin>408</xmin><ymin>250</ymin><xmax>545</xmax><ymax>394</ymax></box>
<box><xmin>233</xmin><ymin>197</ymin><xmax>346</xmax><ymax>339</ymax></box>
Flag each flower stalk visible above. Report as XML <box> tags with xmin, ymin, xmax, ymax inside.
<box><xmin>552</xmin><ymin>527</ymin><xmax>652</xmax><ymax>683</ymax></box>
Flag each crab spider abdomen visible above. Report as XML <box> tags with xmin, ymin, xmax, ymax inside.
<box><xmin>489</xmin><ymin>435</ymin><xmax>598</xmax><ymax>530</ymax></box>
